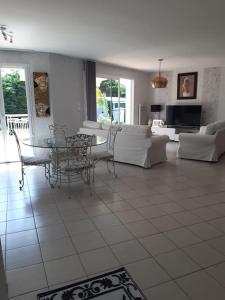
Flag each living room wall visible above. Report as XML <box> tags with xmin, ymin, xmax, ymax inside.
<box><xmin>49</xmin><ymin>54</ymin><xmax>85</xmax><ymax>135</ymax></box>
<box><xmin>0</xmin><ymin>50</ymin><xmax>151</xmax><ymax>140</ymax></box>
<box><xmin>0</xmin><ymin>50</ymin><xmax>85</xmax><ymax>137</ymax></box>
<box><xmin>149</xmin><ymin>66</ymin><xmax>225</xmax><ymax>125</ymax></box>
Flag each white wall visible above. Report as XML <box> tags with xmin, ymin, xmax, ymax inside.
<box><xmin>49</xmin><ymin>54</ymin><xmax>85</xmax><ymax>134</ymax></box>
<box><xmin>96</xmin><ymin>62</ymin><xmax>150</xmax><ymax>124</ymax></box>
<box><xmin>149</xmin><ymin>67</ymin><xmax>225</xmax><ymax>125</ymax></box>
<box><xmin>218</xmin><ymin>67</ymin><xmax>225</xmax><ymax>121</ymax></box>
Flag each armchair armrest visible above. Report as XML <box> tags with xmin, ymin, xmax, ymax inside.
<box><xmin>178</xmin><ymin>133</ymin><xmax>217</xmax><ymax>161</ymax></box>
<box><xmin>179</xmin><ymin>133</ymin><xmax>216</xmax><ymax>145</ymax></box>
<box><xmin>151</xmin><ymin>135</ymin><xmax>170</xmax><ymax>145</ymax></box>
<box><xmin>115</xmin><ymin>132</ymin><xmax>151</xmax><ymax>150</ymax></box>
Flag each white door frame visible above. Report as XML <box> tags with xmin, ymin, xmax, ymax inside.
<box><xmin>0</xmin><ymin>63</ymin><xmax>35</xmax><ymax>162</ymax></box>
<box><xmin>0</xmin><ymin>70</ymin><xmax>7</xmax><ymax>162</ymax></box>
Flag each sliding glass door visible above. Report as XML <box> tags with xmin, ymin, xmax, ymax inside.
<box><xmin>96</xmin><ymin>76</ymin><xmax>133</xmax><ymax>125</ymax></box>
<box><xmin>0</xmin><ymin>67</ymin><xmax>32</xmax><ymax>163</ymax></box>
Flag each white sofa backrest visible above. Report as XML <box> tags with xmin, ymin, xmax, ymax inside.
<box><xmin>215</xmin><ymin>127</ymin><xmax>225</xmax><ymax>140</ymax></box>
<box><xmin>82</xmin><ymin>121</ymin><xmax>152</xmax><ymax>137</ymax></box>
<box><xmin>83</xmin><ymin>120</ymin><xmax>102</xmax><ymax>129</ymax></box>
<box><xmin>205</xmin><ymin>120</ymin><xmax>225</xmax><ymax>135</ymax></box>
<box><xmin>121</xmin><ymin>125</ymin><xmax>152</xmax><ymax>137</ymax></box>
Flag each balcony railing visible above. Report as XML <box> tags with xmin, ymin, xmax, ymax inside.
<box><xmin>5</xmin><ymin>114</ymin><xmax>29</xmax><ymax>131</ymax></box>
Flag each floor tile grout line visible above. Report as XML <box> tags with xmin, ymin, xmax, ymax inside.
<box><xmin>3</xmin><ymin>206</ymin><xmax>225</xmax><ymax>251</ymax></box>
<box><xmin>2</xmin><ymin>187</ymin><xmax>9</xmax><ymax>273</ymax></box>
<box><xmin>3</xmin><ymin>159</ymin><xmax>225</xmax><ymax>298</ymax></box>
<box><xmin>8</xmin><ymin>287</ymin><xmax>48</xmax><ymax>300</ymax></box>
<box><xmin>4</xmin><ymin>190</ymin><xmax>225</xmax><ymax>221</ymax></box>
<box><xmin>141</xmin><ymin>280</ymin><xmax>193</xmax><ymax>300</ymax></box>
<box><xmin>27</xmin><ymin>183</ymin><xmax>51</xmax><ymax>292</ymax></box>
<box><xmin>53</xmin><ymin>194</ymin><xmax>90</xmax><ymax>281</ymax></box>
<box><xmin>73</xmin><ymin>207</ymin><xmax>123</xmax><ymax>277</ymax></box>
<box><xmin>175</xmin><ymin>261</ymin><xmax>225</xmax><ymax>296</ymax></box>
<box><xmin>179</xmin><ymin>241</ymin><xmax>225</xmax><ymax>269</ymax></box>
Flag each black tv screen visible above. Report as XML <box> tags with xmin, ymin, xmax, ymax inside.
<box><xmin>166</xmin><ymin>105</ymin><xmax>202</xmax><ymax>127</ymax></box>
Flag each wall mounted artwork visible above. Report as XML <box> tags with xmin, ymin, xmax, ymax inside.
<box><xmin>33</xmin><ymin>72</ymin><xmax>50</xmax><ymax>117</ymax></box>
<box><xmin>177</xmin><ymin>72</ymin><xmax>198</xmax><ymax>100</ymax></box>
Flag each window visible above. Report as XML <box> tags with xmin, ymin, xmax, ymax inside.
<box><xmin>96</xmin><ymin>76</ymin><xmax>133</xmax><ymax>125</ymax></box>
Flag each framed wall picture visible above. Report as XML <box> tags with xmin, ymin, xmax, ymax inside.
<box><xmin>33</xmin><ymin>72</ymin><xmax>50</xmax><ymax>117</ymax></box>
<box><xmin>177</xmin><ymin>72</ymin><xmax>198</xmax><ymax>100</ymax></box>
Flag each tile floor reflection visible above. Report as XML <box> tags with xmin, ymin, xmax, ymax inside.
<box><xmin>1</xmin><ymin>143</ymin><xmax>225</xmax><ymax>299</ymax></box>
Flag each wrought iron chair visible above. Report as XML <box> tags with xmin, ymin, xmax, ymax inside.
<box><xmin>91</xmin><ymin>125</ymin><xmax>120</xmax><ymax>182</ymax></box>
<box><xmin>9</xmin><ymin>129</ymin><xmax>51</xmax><ymax>190</ymax></box>
<box><xmin>48</xmin><ymin>124</ymin><xmax>70</xmax><ymax>162</ymax></box>
<box><xmin>50</xmin><ymin>133</ymin><xmax>93</xmax><ymax>189</ymax></box>
<box><xmin>49</xmin><ymin>124</ymin><xmax>68</xmax><ymax>141</ymax></box>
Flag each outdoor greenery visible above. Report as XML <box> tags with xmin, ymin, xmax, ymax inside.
<box><xmin>2</xmin><ymin>71</ymin><xmax>27</xmax><ymax>114</ymax></box>
<box><xmin>99</xmin><ymin>79</ymin><xmax>126</xmax><ymax>98</ymax></box>
<box><xmin>96</xmin><ymin>88</ymin><xmax>109</xmax><ymax>113</ymax></box>
<box><xmin>96</xmin><ymin>88</ymin><xmax>111</xmax><ymax>124</ymax></box>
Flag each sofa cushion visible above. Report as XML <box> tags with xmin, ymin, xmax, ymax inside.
<box><xmin>83</xmin><ymin>120</ymin><xmax>102</xmax><ymax>129</ymax></box>
<box><xmin>121</xmin><ymin>125</ymin><xmax>152</xmax><ymax>137</ymax></box>
<box><xmin>205</xmin><ymin>121</ymin><xmax>225</xmax><ymax>135</ymax></box>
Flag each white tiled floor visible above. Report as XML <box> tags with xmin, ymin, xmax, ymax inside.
<box><xmin>1</xmin><ymin>143</ymin><xmax>225</xmax><ymax>299</ymax></box>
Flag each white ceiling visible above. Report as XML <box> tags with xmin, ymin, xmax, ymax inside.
<box><xmin>1</xmin><ymin>0</ymin><xmax>225</xmax><ymax>71</ymax></box>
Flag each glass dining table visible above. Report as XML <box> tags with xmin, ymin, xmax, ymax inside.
<box><xmin>22</xmin><ymin>134</ymin><xmax>107</xmax><ymax>188</ymax></box>
<box><xmin>22</xmin><ymin>135</ymin><xmax>106</xmax><ymax>149</ymax></box>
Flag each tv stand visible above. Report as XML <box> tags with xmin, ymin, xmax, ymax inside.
<box><xmin>152</xmin><ymin>126</ymin><xmax>199</xmax><ymax>141</ymax></box>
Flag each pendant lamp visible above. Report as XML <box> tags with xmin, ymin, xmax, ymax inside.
<box><xmin>151</xmin><ymin>59</ymin><xmax>168</xmax><ymax>88</ymax></box>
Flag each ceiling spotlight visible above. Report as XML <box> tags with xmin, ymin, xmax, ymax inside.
<box><xmin>0</xmin><ymin>25</ymin><xmax>13</xmax><ymax>44</ymax></box>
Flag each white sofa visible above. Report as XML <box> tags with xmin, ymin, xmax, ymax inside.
<box><xmin>79</xmin><ymin>121</ymin><xmax>169</xmax><ymax>168</ymax></box>
<box><xmin>177</xmin><ymin>120</ymin><xmax>225</xmax><ymax>162</ymax></box>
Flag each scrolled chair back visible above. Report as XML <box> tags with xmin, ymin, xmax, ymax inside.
<box><xmin>9</xmin><ymin>129</ymin><xmax>22</xmax><ymax>162</ymax></box>
<box><xmin>65</xmin><ymin>133</ymin><xmax>93</xmax><ymax>162</ymax></box>
<box><xmin>49</xmin><ymin>124</ymin><xmax>67</xmax><ymax>142</ymax></box>
<box><xmin>107</xmin><ymin>125</ymin><xmax>121</xmax><ymax>154</ymax></box>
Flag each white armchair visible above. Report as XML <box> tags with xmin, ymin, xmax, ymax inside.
<box><xmin>114</xmin><ymin>130</ymin><xmax>169</xmax><ymax>168</ymax></box>
<box><xmin>177</xmin><ymin>121</ymin><xmax>225</xmax><ymax>162</ymax></box>
<box><xmin>79</xmin><ymin>122</ymin><xmax>169</xmax><ymax>168</ymax></box>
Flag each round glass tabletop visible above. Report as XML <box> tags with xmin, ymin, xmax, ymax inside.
<box><xmin>22</xmin><ymin>135</ymin><xmax>107</xmax><ymax>149</ymax></box>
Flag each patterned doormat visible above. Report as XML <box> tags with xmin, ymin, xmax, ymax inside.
<box><xmin>37</xmin><ymin>267</ymin><xmax>146</xmax><ymax>300</ymax></box>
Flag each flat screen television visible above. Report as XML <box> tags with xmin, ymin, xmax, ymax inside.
<box><xmin>166</xmin><ymin>105</ymin><xmax>202</xmax><ymax>128</ymax></box>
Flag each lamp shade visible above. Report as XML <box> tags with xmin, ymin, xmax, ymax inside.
<box><xmin>151</xmin><ymin>76</ymin><xmax>168</xmax><ymax>88</ymax></box>
<box><xmin>151</xmin><ymin>105</ymin><xmax>161</xmax><ymax>112</ymax></box>
<box><xmin>151</xmin><ymin>59</ymin><xmax>168</xmax><ymax>88</ymax></box>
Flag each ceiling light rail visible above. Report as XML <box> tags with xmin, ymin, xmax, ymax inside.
<box><xmin>0</xmin><ymin>25</ymin><xmax>13</xmax><ymax>43</ymax></box>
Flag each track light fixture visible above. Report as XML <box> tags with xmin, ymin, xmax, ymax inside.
<box><xmin>0</xmin><ymin>25</ymin><xmax>13</xmax><ymax>43</ymax></box>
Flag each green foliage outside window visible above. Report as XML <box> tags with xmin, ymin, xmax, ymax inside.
<box><xmin>99</xmin><ymin>79</ymin><xmax>126</xmax><ymax>98</ymax></box>
<box><xmin>96</xmin><ymin>88</ymin><xmax>108</xmax><ymax>112</ymax></box>
<box><xmin>96</xmin><ymin>88</ymin><xmax>111</xmax><ymax>123</ymax></box>
<box><xmin>2</xmin><ymin>71</ymin><xmax>27</xmax><ymax>114</ymax></box>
